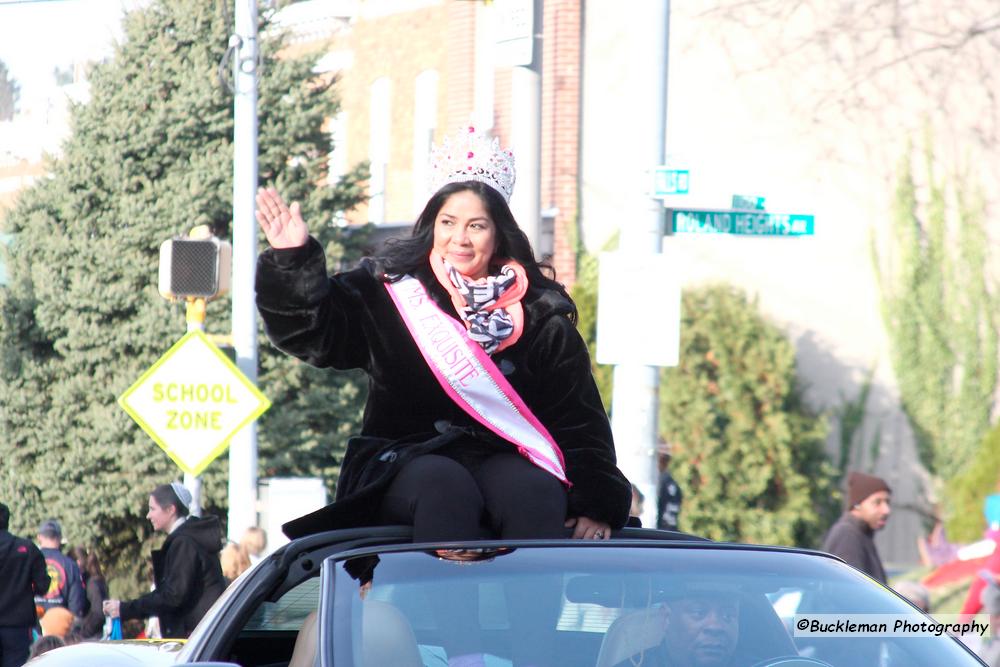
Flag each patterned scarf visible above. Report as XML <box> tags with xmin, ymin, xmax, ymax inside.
<box><xmin>429</xmin><ymin>250</ymin><xmax>528</xmax><ymax>354</ymax></box>
<box><xmin>446</xmin><ymin>262</ymin><xmax>517</xmax><ymax>354</ymax></box>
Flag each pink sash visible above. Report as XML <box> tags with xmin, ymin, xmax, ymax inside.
<box><xmin>386</xmin><ymin>275</ymin><xmax>569</xmax><ymax>484</ymax></box>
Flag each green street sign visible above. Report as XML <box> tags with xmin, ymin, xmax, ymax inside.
<box><xmin>670</xmin><ymin>209</ymin><xmax>814</xmax><ymax>236</ymax></box>
<box><xmin>652</xmin><ymin>167</ymin><xmax>690</xmax><ymax>196</ymax></box>
<box><xmin>731</xmin><ymin>195</ymin><xmax>765</xmax><ymax>211</ymax></box>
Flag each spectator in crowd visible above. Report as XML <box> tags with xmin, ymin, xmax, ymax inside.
<box><xmin>69</xmin><ymin>546</ymin><xmax>109</xmax><ymax>640</ymax></box>
<box><xmin>961</xmin><ymin>571</ymin><xmax>1000</xmax><ymax>666</ymax></box>
<box><xmin>140</xmin><ymin>558</ymin><xmax>160</xmax><ymax>640</ymax></box>
<box><xmin>892</xmin><ymin>580</ymin><xmax>930</xmax><ymax>613</ymax></box>
<box><xmin>629</xmin><ymin>484</ymin><xmax>645</xmax><ymax>520</ymax></box>
<box><xmin>240</xmin><ymin>527</ymin><xmax>267</xmax><ymax>566</ymax></box>
<box><xmin>122</xmin><ymin>619</ymin><xmax>146</xmax><ymax>640</ymax></box>
<box><xmin>0</xmin><ymin>502</ymin><xmax>51</xmax><ymax>667</ymax></box>
<box><xmin>26</xmin><ymin>635</ymin><xmax>64</xmax><ymax>662</ymax></box>
<box><xmin>822</xmin><ymin>471</ymin><xmax>891</xmax><ymax>584</ymax></box>
<box><xmin>38</xmin><ymin>607</ymin><xmax>73</xmax><ymax>638</ymax></box>
<box><xmin>978</xmin><ymin>573</ymin><xmax>1000</xmax><ymax>666</ymax></box>
<box><xmin>34</xmin><ymin>519</ymin><xmax>86</xmax><ymax>618</ymax></box>
<box><xmin>220</xmin><ymin>542</ymin><xmax>251</xmax><ymax>584</ymax></box>
<box><xmin>656</xmin><ymin>441</ymin><xmax>683</xmax><ymax>531</ymax></box>
<box><xmin>917</xmin><ymin>518</ymin><xmax>959</xmax><ymax>568</ymax></box>
<box><xmin>103</xmin><ymin>482</ymin><xmax>226</xmax><ymax>638</ymax></box>
<box><xmin>960</xmin><ymin>496</ymin><xmax>1000</xmax><ymax>622</ymax></box>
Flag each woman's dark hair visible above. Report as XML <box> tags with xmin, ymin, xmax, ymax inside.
<box><xmin>150</xmin><ymin>484</ymin><xmax>190</xmax><ymax>518</ymax></box>
<box><xmin>377</xmin><ymin>181</ymin><xmax>577</xmax><ymax>321</ymax></box>
<box><xmin>70</xmin><ymin>546</ymin><xmax>105</xmax><ymax>580</ymax></box>
<box><xmin>28</xmin><ymin>635</ymin><xmax>65</xmax><ymax>660</ymax></box>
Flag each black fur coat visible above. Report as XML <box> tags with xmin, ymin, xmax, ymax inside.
<box><xmin>255</xmin><ymin>238</ymin><xmax>631</xmax><ymax>538</ymax></box>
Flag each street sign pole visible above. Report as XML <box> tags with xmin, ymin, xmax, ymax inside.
<box><xmin>179</xmin><ymin>223</ymin><xmax>215</xmax><ymax>517</ymax></box>
<box><xmin>184</xmin><ymin>296</ymin><xmax>206</xmax><ymax>517</ymax></box>
<box><xmin>607</xmin><ymin>0</ymin><xmax>671</xmax><ymax>531</ymax></box>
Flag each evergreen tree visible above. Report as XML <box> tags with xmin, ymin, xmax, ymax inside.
<box><xmin>0</xmin><ymin>0</ymin><xmax>367</xmax><ymax>594</ymax></box>
<box><xmin>659</xmin><ymin>285</ymin><xmax>838</xmax><ymax>547</ymax></box>
<box><xmin>873</xmin><ymin>148</ymin><xmax>997</xmax><ymax>540</ymax></box>
<box><xmin>0</xmin><ymin>58</ymin><xmax>19</xmax><ymax>120</ymax></box>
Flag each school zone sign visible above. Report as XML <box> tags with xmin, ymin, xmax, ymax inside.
<box><xmin>118</xmin><ymin>330</ymin><xmax>271</xmax><ymax>476</ymax></box>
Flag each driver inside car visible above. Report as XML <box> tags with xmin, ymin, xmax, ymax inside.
<box><xmin>661</xmin><ymin>592</ymin><xmax>740</xmax><ymax>667</ymax></box>
<box><xmin>611</xmin><ymin>588</ymin><xmax>740</xmax><ymax>667</ymax></box>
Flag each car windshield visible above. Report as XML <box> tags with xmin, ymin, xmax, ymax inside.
<box><xmin>326</xmin><ymin>544</ymin><xmax>982</xmax><ymax>667</ymax></box>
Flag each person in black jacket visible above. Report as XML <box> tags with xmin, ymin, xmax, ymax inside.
<box><xmin>254</xmin><ymin>125</ymin><xmax>631</xmax><ymax>544</ymax></box>
<box><xmin>0</xmin><ymin>502</ymin><xmax>51</xmax><ymax>667</ymax></box>
<box><xmin>103</xmin><ymin>483</ymin><xmax>226</xmax><ymax>638</ymax></box>
<box><xmin>656</xmin><ymin>441</ymin><xmax>683</xmax><ymax>531</ymax></box>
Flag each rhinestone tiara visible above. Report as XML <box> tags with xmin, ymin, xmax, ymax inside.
<box><xmin>428</xmin><ymin>125</ymin><xmax>516</xmax><ymax>203</ymax></box>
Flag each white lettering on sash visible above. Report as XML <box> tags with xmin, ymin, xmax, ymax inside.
<box><xmin>387</xmin><ymin>276</ymin><xmax>568</xmax><ymax>483</ymax></box>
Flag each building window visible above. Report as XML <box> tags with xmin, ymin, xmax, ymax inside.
<box><xmin>369</xmin><ymin>77</ymin><xmax>391</xmax><ymax>224</ymax></box>
<box><xmin>413</xmin><ymin>69</ymin><xmax>439</xmax><ymax>212</ymax></box>
<box><xmin>539</xmin><ymin>208</ymin><xmax>557</xmax><ymax>262</ymax></box>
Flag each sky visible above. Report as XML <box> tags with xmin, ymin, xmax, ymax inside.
<box><xmin>0</xmin><ymin>0</ymin><xmax>140</xmax><ymax>108</ymax></box>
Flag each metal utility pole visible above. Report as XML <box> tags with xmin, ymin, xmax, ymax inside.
<box><xmin>229</xmin><ymin>0</ymin><xmax>260</xmax><ymax>543</ymax></box>
<box><xmin>608</xmin><ymin>0</ymin><xmax>671</xmax><ymax>530</ymax></box>
<box><xmin>504</xmin><ymin>0</ymin><xmax>542</xmax><ymax>250</ymax></box>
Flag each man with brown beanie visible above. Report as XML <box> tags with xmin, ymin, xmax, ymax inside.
<box><xmin>822</xmin><ymin>471</ymin><xmax>891</xmax><ymax>584</ymax></box>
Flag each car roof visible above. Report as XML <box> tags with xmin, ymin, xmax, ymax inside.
<box><xmin>271</xmin><ymin>525</ymin><xmax>843</xmax><ymax>570</ymax></box>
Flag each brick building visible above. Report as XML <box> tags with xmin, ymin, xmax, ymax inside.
<box><xmin>280</xmin><ymin>0</ymin><xmax>584</xmax><ymax>286</ymax></box>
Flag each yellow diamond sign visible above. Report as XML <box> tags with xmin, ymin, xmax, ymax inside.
<box><xmin>118</xmin><ymin>330</ymin><xmax>271</xmax><ymax>476</ymax></box>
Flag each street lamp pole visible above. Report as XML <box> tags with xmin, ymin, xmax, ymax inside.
<box><xmin>228</xmin><ymin>0</ymin><xmax>260</xmax><ymax>542</ymax></box>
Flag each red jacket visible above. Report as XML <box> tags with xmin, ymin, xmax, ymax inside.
<box><xmin>959</xmin><ymin>539</ymin><xmax>1000</xmax><ymax>620</ymax></box>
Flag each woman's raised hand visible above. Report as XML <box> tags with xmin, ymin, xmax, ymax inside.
<box><xmin>255</xmin><ymin>187</ymin><xmax>309</xmax><ymax>249</ymax></box>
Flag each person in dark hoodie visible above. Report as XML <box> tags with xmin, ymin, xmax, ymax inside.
<box><xmin>822</xmin><ymin>471</ymin><xmax>891</xmax><ymax>584</ymax></box>
<box><xmin>103</xmin><ymin>483</ymin><xmax>225</xmax><ymax>638</ymax></box>
<box><xmin>0</xmin><ymin>502</ymin><xmax>51</xmax><ymax>667</ymax></box>
<box><xmin>34</xmin><ymin>519</ymin><xmax>86</xmax><ymax>618</ymax></box>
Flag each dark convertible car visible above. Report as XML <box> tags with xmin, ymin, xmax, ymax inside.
<box><xmin>28</xmin><ymin>526</ymin><xmax>985</xmax><ymax>666</ymax></box>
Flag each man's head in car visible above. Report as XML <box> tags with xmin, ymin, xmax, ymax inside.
<box><xmin>661</xmin><ymin>587</ymin><xmax>740</xmax><ymax>667</ymax></box>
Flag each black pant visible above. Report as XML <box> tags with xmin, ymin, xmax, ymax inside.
<box><xmin>0</xmin><ymin>626</ymin><xmax>32</xmax><ymax>667</ymax></box>
<box><xmin>377</xmin><ymin>452</ymin><xmax>568</xmax><ymax>541</ymax></box>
